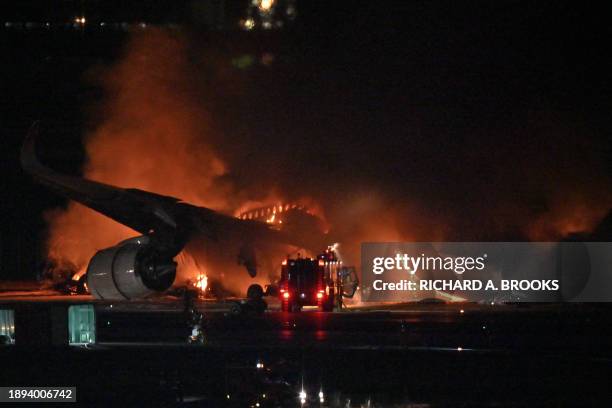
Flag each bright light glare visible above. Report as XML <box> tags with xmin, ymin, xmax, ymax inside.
<box><xmin>242</xmin><ymin>18</ymin><xmax>255</xmax><ymax>30</ymax></box>
<box><xmin>259</xmin><ymin>0</ymin><xmax>275</xmax><ymax>11</ymax></box>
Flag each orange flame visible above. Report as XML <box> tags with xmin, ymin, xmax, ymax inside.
<box><xmin>193</xmin><ymin>273</ymin><xmax>208</xmax><ymax>292</ymax></box>
<box><xmin>45</xmin><ymin>30</ymin><xmax>233</xmax><ymax>287</ymax></box>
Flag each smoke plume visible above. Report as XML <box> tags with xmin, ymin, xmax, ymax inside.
<box><xmin>46</xmin><ymin>29</ymin><xmax>233</xmax><ymax>283</ymax></box>
<box><xmin>45</xmin><ymin>28</ymin><xmax>611</xmax><ymax>292</ymax></box>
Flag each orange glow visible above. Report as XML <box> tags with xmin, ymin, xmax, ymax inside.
<box><xmin>316</xmin><ymin>292</ymin><xmax>323</xmax><ymax>299</ymax></box>
<box><xmin>36</xmin><ymin>27</ymin><xmax>612</xmax><ymax>306</ymax></box>
<box><xmin>43</xmin><ymin>30</ymin><xmax>241</xmax><ymax>285</ymax></box>
<box><xmin>526</xmin><ymin>200</ymin><xmax>611</xmax><ymax>240</ymax></box>
<box><xmin>71</xmin><ymin>266</ymin><xmax>87</xmax><ymax>282</ymax></box>
<box><xmin>193</xmin><ymin>273</ymin><xmax>208</xmax><ymax>292</ymax></box>
<box><xmin>283</xmin><ymin>292</ymin><xmax>290</xmax><ymax>299</ymax></box>
<box><xmin>175</xmin><ymin>251</ymin><xmax>211</xmax><ymax>292</ymax></box>
<box><xmin>235</xmin><ymin>198</ymin><xmax>329</xmax><ymax>231</ymax></box>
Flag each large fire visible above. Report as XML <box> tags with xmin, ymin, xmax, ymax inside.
<box><xmin>236</xmin><ymin>197</ymin><xmax>330</xmax><ymax>233</ymax></box>
<box><xmin>44</xmin><ymin>30</ymin><xmax>236</xmax><ymax>289</ymax></box>
<box><xmin>42</xmin><ymin>28</ymin><xmax>610</xmax><ymax>298</ymax></box>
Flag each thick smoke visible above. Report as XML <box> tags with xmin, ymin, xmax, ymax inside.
<box><xmin>46</xmin><ymin>30</ymin><xmax>234</xmax><ymax>283</ymax></box>
<box><xmin>45</xmin><ymin>28</ymin><xmax>611</xmax><ymax>292</ymax></box>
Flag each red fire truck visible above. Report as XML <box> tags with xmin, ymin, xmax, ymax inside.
<box><xmin>279</xmin><ymin>251</ymin><xmax>338</xmax><ymax>312</ymax></box>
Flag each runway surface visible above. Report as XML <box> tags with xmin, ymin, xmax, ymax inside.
<box><xmin>2</xmin><ymin>298</ymin><xmax>612</xmax><ymax>406</ymax></box>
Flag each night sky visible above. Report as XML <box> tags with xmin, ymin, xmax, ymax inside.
<box><xmin>1</xmin><ymin>1</ymin><xmax>611</xmax><ymax>280</ymax></box>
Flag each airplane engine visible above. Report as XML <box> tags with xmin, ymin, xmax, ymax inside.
<box><xmin>87</xmin><ymin>236</ymin><xmax>177</xmax><ymax>300</ymax></box>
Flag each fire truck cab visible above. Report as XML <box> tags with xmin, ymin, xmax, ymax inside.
<box><xmin>279</xmin><ymin>253</ymin><xmax>336</xmax><ymax>312</ymax></box>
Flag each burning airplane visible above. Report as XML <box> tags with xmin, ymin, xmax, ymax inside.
<box><xmin>21</xmin><ymin>123</ymin><xmax>328</xmax><ymax>300</ymax></box>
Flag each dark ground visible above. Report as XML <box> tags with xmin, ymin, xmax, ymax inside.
<box><xmin>2</xmin><ymin>302</ymin><xmax>612</xmax><ymax>406</ymax></box>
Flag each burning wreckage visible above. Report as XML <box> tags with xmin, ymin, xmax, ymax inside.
<box><xmin>22</xmin><ymin>124</ymin><xmax>357</xmax><ymax>306</ymax></box>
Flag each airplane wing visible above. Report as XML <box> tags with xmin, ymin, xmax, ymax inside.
<box><xmin>21</xmin><ymin>123</ymin><xmax>191</xmax><ymax>248</ymax></box>
<box><xmin>21</xmin><ymin>123</ymin><xmax>314</xmax><ymax>271</ymax></box>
